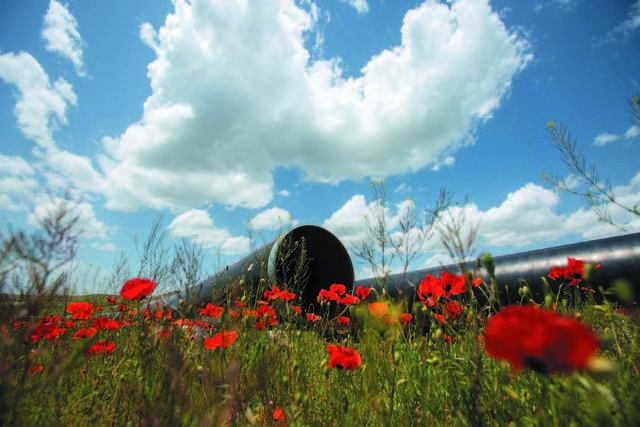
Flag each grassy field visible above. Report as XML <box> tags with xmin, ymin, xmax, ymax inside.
<box><xmin>1</xmin><ymin>257</ymin><xmax>639</xmax><ymax>426</ymax></box>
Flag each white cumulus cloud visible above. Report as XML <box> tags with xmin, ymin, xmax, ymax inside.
<box><xmin>101</xmin><ymin>0</ymin><xmax>531</xmax><ymax>212</ymax></box>
<box><xmin>593</xmin><ymin>132</ymin><xmax>618</xmax><ymax>146</ymax></box>
<box><xmin>168</xmin><ymin>209</ymin><xmax>251</xmax><ymax>255</ymax></box>
<box><xmin>0</xmin><ymin>52</ymin><xmax>77</xmax><ymax>154</ymax></box>
<box><xmin>250</xmin><ymin>206</ymin><xmax>297</xmax><ymax>230</ymax></box>
<box><xmin>41</xmin><ymin>0</ymin><xmax>85</xmax><ymax>76</ymax></box>
<box><xmin>339</xmin><ymin>0</ymin><xmax>369</xmax><ymax>14</ymax></box>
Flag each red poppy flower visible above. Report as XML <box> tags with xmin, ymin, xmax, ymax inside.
<box><xmin>368</xmin><ymin>302</ymin><xmax>388</xmax><ymax>318</ymax></box>
<box><xmin>253</xmin><ymin>320</ymin><xmax>265</xmax><ymax>331</ymax></box>
<box><xmin>93</xmin><ymin>317</ymin><xmax>120</xmax><ymax>331</ymax></box>
<box><xmin>264</xmin><ymin>286</ymin><xmax>281</xmax><ymax>301</ymax></box>
<box><xmin>273</xmin><ymin>407</ymin><xmax>284</xmax><ymax>421</ymax></box>
<box><xmin>120</xmin><ymin>278</ymin><xmax>156</xmax><ymax>300</ymax></box>
<box><xmin>339</xmin><ymin>294</ymin><xmax>360</xmax><ymax>306</ymax></box>
<box><xmin>65</xmin><ymin>320</ymin><xmax>76</xmax><ymax>328</ymax></box>
<box><xmin>400</xmin><ymin>313</ymin><xmax>412</xmax><ymax>325</ymax></box>
<box><xmin>156</xmin><ymin>328</ymin><xmax>172</xmax><ymax>339</ymax></box>
<box><xmin>229</xmin><ymin>309</ymin><xmax>241</xmax><ymax>321</ymax></box>
<box><xmin>326</xmin><ymin>344</ymin><xmax>362</xmax><ymax>370</ymax></box>
<box><xmin>27</xmin><ymin>365</ymin><xmax>43</xmax><ymax>375</ymax></box>
<box><xmin>549</xmin><ymin>258</ymin><xmax>601</xmax><ymax>286</ymax></box>
<box><xmin>234</xmin><ymin>300</ymin><xmax>244</xmax><ymax>308</ymax></box>
<box><xmin>306</xmin><ymin>313</ymin><xmax>320</xmax><ymax>322</ymax></box>
<box><xmin>85</xmin><ymin>340</ymin><xmax>115</xmax><ymax>356</ymax></box>
<box><xmin>30</xmin><ymin>322</ymin><xmax>65</xmax><ymax>343</ymax></box>
<box><xmin>205</xmin><ymin>331</ymin><xmax>239</xmax><ymax>349</ymax></box>
<box><xmin>198</xmin><ymin>303</ymin><xmax>224</xmax><ymax>318</ymax></box>
<box><xmin>440</xmin><ymin>271</ymin><xmax>467</xmax><ymax>296</ymax></box>
<box><xmin>434</xmin><ymin>314</ymin><xmax>445</xmax><ymax>323</ymax></box>
<box><xmin>330</xmin><ymin>284</ymin><xmax>346</xmax><ymax>295</ymax></box>
<box><xmin>484</xmin><ymin>305</ymin><xmax>599</xmax><ymax>374</ymax></box>
<box><xmin>355</xmin><ymin>286</ymin><xmax>371</xmax><ymax>301</ymax></box>
<box><xmin>66</xmin><ymin>302</ymin><xmax>95</xmax><ymax>320</ymax></box>
<box><xmin>337</xmin><ymin>316</ymin><xmax>350</xmax><ymax>324</ymax></box>
<box><xmin>317</xmin><ymin>289</ymin><xmax>340</xmax><ymax>302</ymax></box>
<box><xmin>290</xmin><ymin>305</ymin><xmax>302</xmax><ymax>314</ymax></box>
<box><xmin>444</xmin><ymin>300</ymin><xmax>463</xmax><ymax>319</ymax></box>
<box><xmin>417</xmin><ymin>274</ymin><xmax>445</xmax><ymax>306</ymax></box>
<box><xmin>73</xmin><ymin>327</ymin><xmax>97</xmax><ymax>339</ymax></box>
<box><xmin>107</xmin><ymin>296</ymin><xmax>117</xmax><ymax>303</ymax></box>
<box><xmin>278</xmin><ymin>290</ymin><xmax>295</xmax><ymax>301</ymax></box>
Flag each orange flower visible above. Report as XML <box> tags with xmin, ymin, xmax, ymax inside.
<box><xmin>368</xmin><ymin>302</ymin><xmax>388</xmax><ymax>318</ymax></box>
<box><xmin>205</xmin><ymin>331</ymin><xmax>239</xmax><ymax>350</ymax></box>
<box><xmin>120</xmin><ymin>278</ymin><xmax>156</xmax><ymax>300</ymax></box>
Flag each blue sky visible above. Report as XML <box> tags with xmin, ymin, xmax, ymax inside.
<box><xmin>1</xmin><ymin>0</ymin><xmax>639</xmax><ymax>294</ymax></box>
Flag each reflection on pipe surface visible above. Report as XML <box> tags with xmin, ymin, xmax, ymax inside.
<box><xmin>354</xmin><ymin>232</ymin><xmax>640</xmax><ymax>304</ymax></box>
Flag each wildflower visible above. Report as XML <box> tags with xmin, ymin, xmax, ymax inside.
<box><xmin>417</xmin><ymin>274</ymin><xmax>445</xmax><ymax>306</ymax></box>
<box><xmin>85</xmin><ymin>340</ymin><xmax>115</xmax><ymax>356</ymax></box>
<box><xmin>384</xmin><ymin>315</ymin><xmax>394</xmax><ymax>324</ymax></box>
<box><xmin>400</xmin><ymin>313</ymin><xmax>412</xmax><ymax>325</ymax></box>
<box><xmin>368</xmin><ymin>302</ymin><xmax>388</xmax><ymax>318</ymax></box>
<box><xmin>30</xmin><ymin>322</ymin><xmax>65</xmax><ymax>343</ymax></box>
<box><xmin>273</xmin><ymin>407</ymin><xmax>285</xmax><ymax>422</ymax></box>
<box><xmin>229</xmin><ymin>309</ymin><xmax>241</xmax><ymax>321</ymax></box>
<box><xmin>107</xmin><ymin>296</ymin><xmax>117</xmax><ymax>303</ymax></box>
<box><xmin>278</xmin><ymin>290</ymin><xmax>295</xmax><ymax>301</ymax></box>
<box><xmin>290</xmin><ymin>305</ymin><xmax>302</xmax><ymax>314</ymax></box>
<box><xmin>318</xmin><ymin>289</ymin><xmax>340</xmax><ymax>303</ymax></box>
<box><xmin>93</xmin><ymin>317</ymin><xmax>120</xmax><ymax>332</ymax></box>
<box><xmin>444</xmin><ymin>300</ymin><xmax>463</xmax><ymax>319</ymax></box>
<box><xmin>548</xmin><ymin>258</ymin><xmax>601</xmax><ymax>286</ymax></box>
<box><xmin>330</xmin><ymin>283</ymin><xmax>346</xmax><ymax>295</ymax></box>
<box><xmin>337</xmin><ymin>316</ymin><xmax>350</xmax><ymax>324</ymax></box>
<box><xmin>326</xmin><ymin>344</ymin><xmax>362</xmax><ymax>370</ymax></box>
<box><xmin>254</xmin><ymin>321</ymin><xmax>265</xmax><ymax>331</ymax></box>
<box><xmin>120</xmin><ymin>278</ymin><xmax>156</xmax><ymax>300</ymax></box>
<box><xmin>484</xmin><ymin>305</ymin><xmax>599</xmax><ymax>374</ymax></box>
<box><xmin>306</xmin><ymin>313</ymin><xmax>320</xmax><ymax>322</ymax></box>
<box><xmin>156</xmin><ymin>328</ymin><xmax>172</xmax><ymax>339</ymax></box>
<box><xmin>65</xmin><ymin>320</ymin><xmax>76</xmax><ymax>328</ymax></box>
<box><xmin>339</xmin><ymin>294</ymin><xmax>360</xmax><ymax>306</ymax></box>
<box><xmin>27</xmin><ymin>365</ymin><xmax>43</xmax><ymax>375</ymax></box>
<box><xmin>73</xmin><ymin>327</ymin><xmax>97</xmax><ymax>339</ymax></box>
<box><xmin>264</xmin><ymin>286</ymin><xmax>281</xmax><ymax>301</ymax></box>
<box><xmin>198</xmin><ymin>303</ymin><xmax>224</xmax><ymax>318</ymax></box>
<box><xmin>440</xmin><ymin>271</ymin><xmax>466</xmax><ymax>296</ymax></box>
<box><xmin>66</xmin><ymin>302</ymin><xmax>95</xmax><ymax>320</ymax></box>
<box><xmin>356</xmin><ymin>286</ymin><xmax>371</xmax><ymax>301</ymax></box>
<box><xmin>118</xmin><ymin>304</ymin><xmax>130</xmax><ymax>312</ymax></box>
<box><xmin>205</xmin><ymin>331</ymin><xmax>239</xmax><ymax>349</ymax></box>
<box><xmin>434</xmin><ymin>314</ymin><xmax>445</xmax><ymax>323</ymax></box>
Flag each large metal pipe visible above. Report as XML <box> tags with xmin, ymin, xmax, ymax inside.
<box><xmin>157</xmin><ymin>225</ymin><xmax>354</xmax><ymax>311</ymax></box>
<box><xmin>354</xmin><ymin>232</ymin><xmax>640</xmax><ymax>305</ymax></box>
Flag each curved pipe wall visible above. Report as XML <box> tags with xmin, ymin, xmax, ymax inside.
<box><xmin>156</xmin><ymin>225</ymin><xmax>354</xmax><ymax>311</ymax></box>
<box><xmin>354</xmin><ymin>232</ymin><xmax>640</xmax><ymax>304</ymax></box>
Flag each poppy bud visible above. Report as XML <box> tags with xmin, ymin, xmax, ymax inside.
<box><xmin>522</xmin><ymin>286</ymin><xmax>530</xmax><ymax>296</ymax></box>
<box><xmin>545</xmin><ymin>294</ymin><xmax>554</xmax><ymax>308</ymax></box>
<box><xmin>394</xmin><ymin>351</ymin><xmax>401</xmax><ymax>363</ymax></box>
<box><xmin>434</xmin><ymin>328</ymin><xmax>443</xmax><ymax>342</ymax></box>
